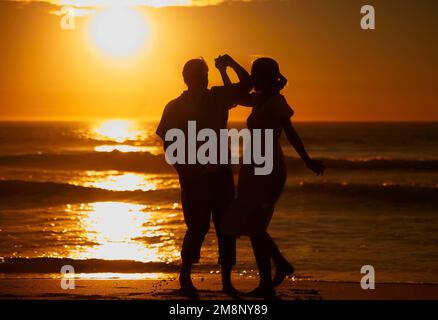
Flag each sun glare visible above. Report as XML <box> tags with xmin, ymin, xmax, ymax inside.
<box><xmin>89</xmin><ymin>7</ymin><xmax>149</xmax><ymax>58</ymax></box>
<box><xmin>72</xmin><ymin>202</ymin><xmax>179</xmax><ymax>262</ymax></box>
<box><xmin>90</xmin><ymin>172</ymin><xmax>158</xmax><ymax>191</ymax></box>
<box><xmin>93</xmin><ymin>120</ymin><xmax>143</xmax><ymax>142</ymax></box>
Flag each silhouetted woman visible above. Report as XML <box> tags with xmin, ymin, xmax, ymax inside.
<box><xmin>220</xmin><ymin>57</ymin><xmax>325</xmax><ymax>297</ymax></box>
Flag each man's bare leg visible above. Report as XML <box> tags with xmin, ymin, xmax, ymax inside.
<box><xmin>179</xmin><ymin>260</ymin><xmax>199</xmax><ymax>298</ymax></box>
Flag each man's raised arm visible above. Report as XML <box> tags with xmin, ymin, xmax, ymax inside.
<box><xmin>215</xmin><ymin>54</ymin><xmax>252</xmax><ymax>93</ymax></box>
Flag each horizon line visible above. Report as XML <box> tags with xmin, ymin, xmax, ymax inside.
<box><xmin>1</xmin><ymin>118</ymin><xmax>438</xmax><ymax>123</ymax></box>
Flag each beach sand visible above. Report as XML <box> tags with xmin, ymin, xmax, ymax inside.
<box><xmin>1</xmin><ymin>275</ymin><xmax>437</xmax><ymax>300</ymax></box>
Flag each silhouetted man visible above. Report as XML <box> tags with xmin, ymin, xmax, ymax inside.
<box><xmin>156</xmin><ymin>55</ymin><xmax>251</xmax><ymax>297</ymax></box>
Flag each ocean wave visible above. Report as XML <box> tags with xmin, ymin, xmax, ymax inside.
<box><xmin>0</xmin><ymin>152</ymin><xmax>172</xmax><ymax>173</ymax></box>
<box><xmin>0</xmin><ymin>257</ymin><xmax>179</xmax><ymax>274</ymax></box>
<box><xmin>0</xmin><ymin>179</ymin><xmax>436</xmax><ymax>210</ymax></box>
<box><xmin>286</xmin><ymin>182</ymin><xmax>438</xmax><ymax>203</ymax></box>
<box><xmin>0</xmin><ymin>180</ymin><xmax>178</xmax><ymax>209</ymax></box>
<box><xmin>285</xmin><ymin>157</ymin><xmax>438</xmax><ymax>171</ymax></box>
<box><xmin>1</xmin><ymin>151</ymin><xmax>438</xmax><ymax>172</ymax></box>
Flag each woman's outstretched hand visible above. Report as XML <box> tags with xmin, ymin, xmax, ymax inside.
<box><xmin>215</xmin><ymin>54</ymin><xmax>234</xmax><ymax>70</ymax></box>
<box><xmin>306</xmin><ymin>159</ymin><xmax>325</xmax><ymax>176</ymax></box>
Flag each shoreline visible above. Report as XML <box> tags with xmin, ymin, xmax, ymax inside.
<box><xmin>1</xmin><ymin>275</ymin><xmax>438</xmax><ymax>300</ymax></box>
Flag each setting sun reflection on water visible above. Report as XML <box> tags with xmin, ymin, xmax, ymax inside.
<box><xmin>67</xmin><ymin>273</ymin><xmax>174</xmax><ymax>280</ymax></box>
<box><xmin>69</xmin><ymin>171</ymin><xmax>179</xmax><ymax>192</ymax></box>
<box><xmin>69</xmin><ymin>202</ymin><xmax>180</xmax><ymax>263</ymax></box>
<box><xmin>93</xmin><ymin>120</ymin><xmax>146</xmax><ymax>143</ymax></box>
<box><xmin>87</xmin><ymin>120</ymin><xmax>162</xmax><ymax>154</ymax></box>
<box><xmin>91</xmin><ymin>173</ymin><xmax>157</xmax><ymax>191</ymax></box>
<box><xmin>94</xmin><ymin>144</ymin><xmax>160</xmax><ymax>153</ymax></box>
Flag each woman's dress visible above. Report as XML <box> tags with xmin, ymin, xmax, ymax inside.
<box><xmin>221</xmin><ymin>93</ymin><xmax>294</xmax><ymax>236</ymax></box>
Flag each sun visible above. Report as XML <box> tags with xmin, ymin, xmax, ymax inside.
<box><xmin>89</xmin><ymin>7</ymin><xmax>149</xmax><ymax>58</ymax></box>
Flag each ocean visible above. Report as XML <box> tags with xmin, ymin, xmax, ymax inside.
<box><xmin>0</xmin><ymin>121</ymin><xmax>437</xmax><ymax>283</ymax></box>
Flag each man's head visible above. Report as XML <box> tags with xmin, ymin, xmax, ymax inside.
<box><xmin>182</xmin><ymin>58</ymin><xmax>209</xmax><ymax>92</ymax></box>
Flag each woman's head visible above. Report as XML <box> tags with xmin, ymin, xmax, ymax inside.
<box><xmin>251</xmin><ymin>57</ymin><xmax>284</xmax><ymax>93</ymax></box>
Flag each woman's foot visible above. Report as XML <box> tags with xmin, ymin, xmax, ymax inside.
<box><xmin>221</xmin><ymin>264</ymin><xmax>239</xmax><ymax>297</ymax></box>
<box><xmin>273</xmin><ymin>262</ymin><xmax>295</xmax><ymax>287</ymax></box>
<box><xmin>245</xmin><ymin>286</ymin><xmax>276</xmax><ymax>298</ymax></box>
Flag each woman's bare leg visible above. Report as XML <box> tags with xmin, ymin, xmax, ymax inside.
<box><xmin>249</xmin><ymin>233</ymin><xmax>276</xmax><ymax>297</ymax></box>
<box><xmin>264</xmin><ymin>232</ymin><xmax>295</xmax><ymax>286</ymax></box>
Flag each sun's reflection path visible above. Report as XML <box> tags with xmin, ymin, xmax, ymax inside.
<box><xmin>69</xmin><ymin>171</ymin><xmax>180</xmax><ymax>192</ymax></box>
<box><xmin>94</xmin><ymin>144</ymin><xmax>159</xmax><ymax>153</ymax></box>
<box><xmin>93</xmin><ymin>120</ymin><xmax>145</xmax><ymax>143</ymax></box>
<box><xmin>91</xmin><ymin>172</ymin><xmax>155</xmax><ymax>191</ymax></box>
<box><xmin>75</xmin><ymin>119</ymin><xmax>163</xmax><ymax>154</ymax></box>
<box><xmin>71</xmin><ymin>202</ymin><xmax>180</xmax><ymax>263</ymax></box>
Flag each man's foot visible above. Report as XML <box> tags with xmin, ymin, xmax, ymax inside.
<box><xmin>179</xmin><ymin>274</ymin><xmax>199</xmax><ymax>298</ymax></box>
<box><xmin>179</xmin><ymin>285</ymin><xmax>199</xmax><ymax>298</ymax></box>
<box><xmin>222</xmin><ymin>283</ymin><xmax>240</xmax><ymax>297</ymax></box>
<box><xmin>245</xmin><ymin>286</ymin><xmax>276</xmax><ymax>298</ymax></box>
<box><xmin>273</xmin><ymin>262</ymin><xmax>295</xmax><ymax>287</ymax></box>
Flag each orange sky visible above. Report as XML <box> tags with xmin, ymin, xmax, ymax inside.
<box><xmin>0</xmin><ymin>0</ymin><xmax>437</xmax><ymax>121</ymax></box>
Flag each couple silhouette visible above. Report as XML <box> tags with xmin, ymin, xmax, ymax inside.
<box><xmin>156</xmin><ymin>54</ymin><xmax>325</xmax><ymax>298</ymax></box>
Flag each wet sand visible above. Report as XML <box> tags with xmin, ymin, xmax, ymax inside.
<box><xmin>1</xmin><ymin>275</ymin><xmax>437</xmax><ymax>300</ymax></box>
